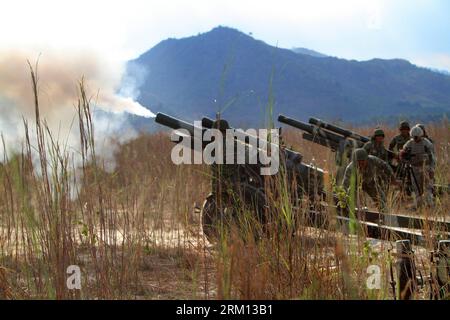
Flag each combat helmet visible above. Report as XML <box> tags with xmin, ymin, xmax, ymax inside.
<box><xmin>410</xmin><ymin>126</ymin><xmax>423</xmax><ymax>138</ymax></box>
<box><xmin>353</xmin><ymin>148</ymin><xmax>368</xmax><ymax>161</ymax></box>
<box><xmin>416</xmin><ymin>123</ymin><xmax>427</xmax><ymax>134</ymax></box>
<box><xmin>399</xmin><ymin>121</ymin><xmax>410</xmax><ymax>130</ymax></box>
<box><xmin>373</xmin><ymin>128</ymin><xmax>385</xmax><ymax>137</ymax></box>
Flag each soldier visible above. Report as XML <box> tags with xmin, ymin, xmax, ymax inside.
<box><xmin>342</xmin><ymin>148</ymin><xmax>397</xmax><ymax>211</ymax></box>
<box><xmin>210</xmin><ymin>119</ymin><xmax>237</xmax><ymax>197</ymax></box>
<box><xmin>334</xmin><ymin>139</ymin><xmax>355</xmax><ymax>186</ymax></box>
<box><xmin>203</xmin><ymin>119</ymin><xmax>267</xmax><ymax>240</ymax></box>
<box><xmin>363</xmin><ymin>128</ymin><xmax>389</xmax><ymax>162</ymax></box>
<box><xmin>389</xmin><ymin>121</ymin><xmax>411</xmax><ymax>157</ymax></box>
<box><xmin>400</xmin><ymin>126</ymin><xmax>436</xmax><ymax>207</ymax></box>
<box><xmin>388</xmin><ymin>121</ymin><xmax>412</xmax><ymax>190</ymax></box>
<box><xmin>210</xmin><ymin>119</ymin><xmax>266</xmax><ymax>217</ymax></box>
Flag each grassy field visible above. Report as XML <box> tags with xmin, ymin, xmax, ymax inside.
<box><xmin>0</xmin><ymin>72</ymin><xmax>449</xmax><ymax>300</ymax></box>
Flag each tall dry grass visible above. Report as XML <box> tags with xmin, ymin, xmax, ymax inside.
<box><xmin>209</xmin><ymin>119</ymin><xmax>449</xmax><ymax>300</ymax></box>
<box><xmin>0</xmin><ymin>66</ymin><xmax>448</xmax><ymax>299</ymax></box>
<box><xmin>0</xmin><ymin>66</ymin><xmax>212</xmax><ymax>299</ymax></box>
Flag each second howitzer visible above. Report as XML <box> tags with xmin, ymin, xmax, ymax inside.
<box><xmin>278</xmin><ymin>114</ymin><xmax>448</xmax><ymax>195</ymax></box>
<box><xmin>278</xmin><ymin>115</ymin><xmax>395</xmax><ymax>180</ymax></box>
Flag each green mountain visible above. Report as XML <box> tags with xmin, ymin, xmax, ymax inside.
<box><xmin>127</xmin><ymin>26</ymin><xmax>450</xmax><ymax>128</ymax></box>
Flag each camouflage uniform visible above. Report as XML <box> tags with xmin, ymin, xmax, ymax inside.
<box><xmin>210</xmin><ymin>120</ymin><xmax>239</xmax><ymax>197</ymax></box>
<box><xmin>363</xmin><ymin>140</ymin><xmax>389</xmax><ymax>162</ymax></box>
<box><xmin>203</xmin><ymin>120</ymin><xmax>268</xmax><ymax>240</ymax></box>
<box><xmin>335</xmin><ymin>139</ymin><xmax>356</xmax><ymax>185</ymax></box>
<box><xmin>388</xmin><ymin>134</ymin><xmax>410</xmax><ymax>153</ymax></box>
<box><xmin>401</xmin><ymin>137</ymin><xmax>436</xmax><ymax>207</ymax></box>
<box><xmin>389</xmin><ymin>121</ymin><xmax>411</xmax><ymax>154</ymax></box>
<box><xmin>342</xmin><ymin>154</ymin><xmax>395</xmax><ymax>211</ymax></box>
<box><xmin>210</xmin><ymin>120</ymin><xmax>265</xmax><ymax>219</ymax></box>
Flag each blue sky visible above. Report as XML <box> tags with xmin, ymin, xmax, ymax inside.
<box><xmin>1</xmin><ymin>0</ymin><xmax>450</xmax><ymax>71</ymax></box>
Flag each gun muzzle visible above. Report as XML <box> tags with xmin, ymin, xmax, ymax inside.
<box><xmin>278</xmin><ymin>114</ymin><xmax>343</xmax><ymax>144</ymax></box>
<box><xmin>309</xmin><ymin>117</ymin><xmax>369</xmax><ymax>143</ymax></box>
<box><xmin>155</xmin><ymin>112</ymin><xmax>201</xmax><ymax>136</ymax></box>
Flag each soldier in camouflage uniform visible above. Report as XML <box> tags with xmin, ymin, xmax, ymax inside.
<box><xmin>210</xmin><ymin>119</ymin><xmax>266</xmax><ymax>216</ymax></box>
<box><xmin>342</xmin><ymin>148</ymin><xmax>397</xmax><ymax>211</ymax></box>
<box><xmin>388</xmin><ymin>121</ymin><xmax>412</xmax><ymax>193</ymax></box>
<box><xmin>335</xmin><ymin>139</ymin><xmax>356</xmax><ymax>185</ymax></box>
<box><xmin>400</xmin><ymin>126</ymin><xmax>436</xmax><ymax>208</ymax></box>
<box><xmin>210</xmin><ymin>119</ymin><xmax>239</xmax><ymax>197</ymax></box>
<box><xmin>363</xmin><ymin>128</ymin><xmax>390</xmax><ymax>162</ymax></box>
<box><xmin>389</xmin><ymin>121</ymin><xmax>411</xmax><ymax>157</ymax></box>
<box><xmin>203</xmin><ymin>119</ymin><xmax>267</xmax><ymax>240</ymax></box>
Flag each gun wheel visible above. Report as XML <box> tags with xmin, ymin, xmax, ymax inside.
<box><xmin>201</xmin><ymin>195</ymin><xmax>225</xmax><ymax>243</ymax></box>
<box><xmin>201</xmin><ymin>186</ymin><xmax>268</xmax><ymax>243</ymax></box>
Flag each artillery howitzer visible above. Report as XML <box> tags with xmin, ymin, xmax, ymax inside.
<box><xmin>155</xmin><ymin>113</ymin><xmax>325</xmax><ymax>241</ymax></box>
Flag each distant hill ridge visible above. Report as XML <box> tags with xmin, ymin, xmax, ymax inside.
<box><xmin>291</xmin><ymin>47</ymin><xmax>328</xmax><ymax>58</ymax></box>
<box><xmin>126</xmin><ymin>26</ymin><xmax>450</xmax><ymax>129</ymax></box>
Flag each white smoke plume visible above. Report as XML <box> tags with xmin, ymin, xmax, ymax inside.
<box><xmin>0</xmin><ymin>49</ymin><xmax>154</xmax><ymax>164</ymax></box>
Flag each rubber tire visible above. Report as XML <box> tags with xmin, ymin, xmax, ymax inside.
<box><xmin>201</xmin><ymin>186</ymin><xmax>267</xmax><ymax>243</ymax></box>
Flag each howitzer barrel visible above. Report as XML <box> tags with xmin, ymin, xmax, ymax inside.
<box><xmin>302</xmin><ymin>133</ymin><xmax>339</xmax><ymax>151</ymax></box>
<box><xmin>202</xmin><ymin>117</ymin><xmax>282</xmax><ymax>161</ymax></box>
<box><xmin>202</xmin><ymin>117</ymin><xmax>326</xmax><ymax>187</ymax></box>
<box><xmin>308</xmin><ymin>117</ymin><xmax>396</xmax><ymax>158</ymax></box>
<box><xmin>155</xmin><ymin>112</ymin><xmax>198</xmax><ymax>135</ymax></box>
<box><xmin>278</xmin><ymin>114</ymin><xmax>343</xmax><ymax>144</ymax></box>
<box><xmin>202</xmin><ymin>116</ymin><xmax>263</xmax><ymax>145</ymax></box>
<box><xmin>308</xmin><ymin>117</ymin><xmax>369</xmax><ymax>143</ymax></box>
<box><xmin>201</xmin><ymin>117</ymin><xmax>215</xmax><ymax>129</ymax></box>
<box><xmin>202</xmin><ymin>117</ymin><xmax>304</xmax><ymax>162</ymax></box>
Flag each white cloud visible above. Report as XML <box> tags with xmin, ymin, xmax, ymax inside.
<box><xmin>1</xmin><ymin>0</ymin><xmax>387</xmax><ymax>58</ymax></box>
<box><xmin>412</xmin><ymin>54</ymin><xmax>450</xmax><ymax>73</ymax></box>
<box><xmin>1</xmin><ymin>1</ymin><xmax>449</xmax><ymax>70</ymax></box>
